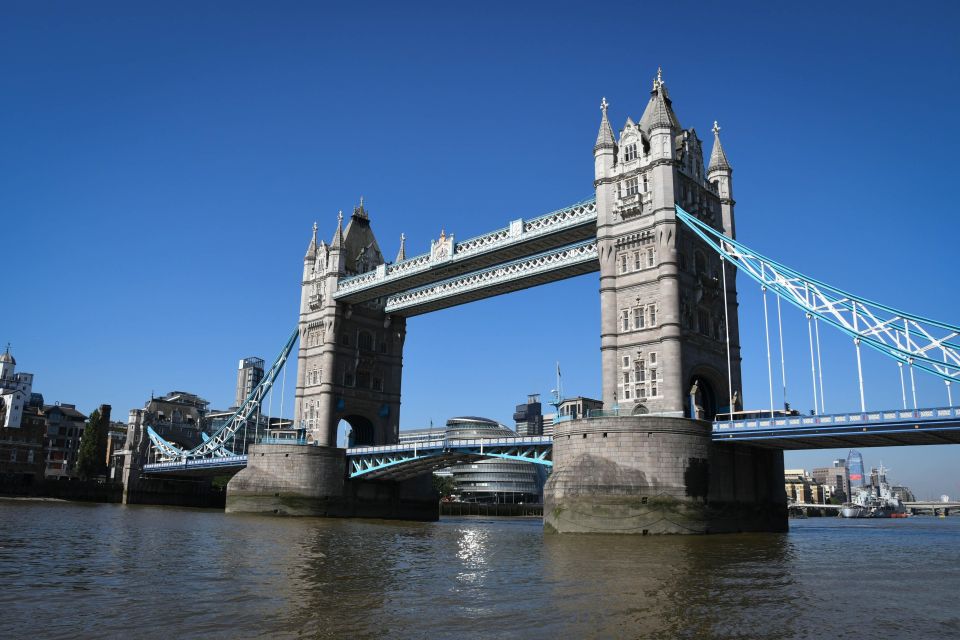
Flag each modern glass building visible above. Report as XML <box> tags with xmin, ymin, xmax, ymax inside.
<box><xmin>846</xmin><ymin>449</ymin><xmax>865</xmax><ymax>489</ymax></box>
<box><xmin>399</xmin><ymin>416</ymin><xmax>547</xmax><ymax>503</ymax></box>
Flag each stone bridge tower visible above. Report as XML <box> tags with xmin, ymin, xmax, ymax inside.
<box><xmin>295</xmin><ymin>200</ymin><xmax>406</xmax><ymax>447</ymax></box>
<box><xmin>594</xmin><ymin>69</ymin><xmax>743</xmax><ymax>420</ymax></box>
<box><xmin>545</xmin><ymin>70</ymin><xmax>785</xmax><ymax>535</ymax></box>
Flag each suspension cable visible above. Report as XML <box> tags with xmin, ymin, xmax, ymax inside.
<box><xmin>906</xmin><ymin>321</ymin><xmax>917</xmax><ymax>410</ymax></box>
<box><xmin>909</xmin><ymin>358</ymin><xmax>918</xmax><ymax>410</ymax></box>
<box><xmin>776</xmin><ymin>294</ymin><xmax>788</xmax><ymax>410</ymax></box>
<box><xmin>762</xmin><ymin>281</ymin><xmax>775</xmax><ymax>418</ymax></box>
<box><xmin>814</xmin><ymin>317</ymin><xmax>825</xmax><ymax>414</ymax></box>
<box><xmin>280</xmin><ymin>355</ymin><xmax>287</xmax><ymax>432</ymax></box>
<box><xmin>852</xmin><ymin>302</ymin><xmax>866</xmax><ymax>412</ymax></box>
<box><xmin>806</xmin><ymin>313</ymin><xmax>819</xmax><ymax>415</ymax></box>
<box><xmin>721</xmin><ymin>257</ymin><xmax>734</xmax><ymax>416</ymax></box>
<box><xmin>898</xmin><ymin>362</ymin><xmax>907</xmax><ymax>410</ymax></box>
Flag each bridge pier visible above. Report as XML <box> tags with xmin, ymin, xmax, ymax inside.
<box><xmin>225</xmin><ymin>444</ymin><xmax>438</xmax><ymax>520</ymax></box>
<box><xmin>544</xmin><ymin>416</ymin><xmax>787</xmax><ymax>535</ymax></box>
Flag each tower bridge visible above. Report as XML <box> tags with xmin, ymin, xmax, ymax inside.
<box><xmin>136</xmin><ymin>69</ymin><xmax>960</xmax><ymax>534</ymax></box>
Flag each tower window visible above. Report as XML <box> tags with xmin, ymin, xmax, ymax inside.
<box><xmin>634</xmin><ymin>251</ymin><xmax>641</xmax><ymax>270</ymax></box>
<box><xmin>624</xmin><ymin>143</ymin><xmax>637</xmax><ymax>162</ymax></box>
<box><xmin>622</xmin><ymin>355</ymin><xmax>630</xmax><ymax>368</ymax></box>
<box><xmin>358</xmin><ymin>331</ymin><xmax>373</xmax><ymax>352</ymax></box>
<box><xmin>634</xmin><ymin>307</ymin><xmax>645</xmax><ymax>329</ymax></box>
<box><xmin>647</xmin><ymin>247</ymin><xmax>656</xmax><ymax>268</ymax></box>
<box><xmin>624</xmin><ymin>177</ymin><xmax>639</xmax><ymax>196</ymax></box>
<box><xmin>620</xmin><ymin>254</ymin><xmax>628</xmax><ymax>273</ymax></box>
<box><xmin>621</xmin><ymin>310</ymin><xmax>629</xmax><ymax>331</ymax></box>
<box><xmin>642</xmin><ymin>174</ymin><xmax>648</xmax><ymax>192</ymax></box>
<box><xmin>648</xmin><ymin>305</ymin><xmax>657</xmax><ymax>326</ymax></box>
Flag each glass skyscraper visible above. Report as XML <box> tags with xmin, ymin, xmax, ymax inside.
<box><xmin>846</xmin><ymin>449</ymin><xmax>865</xmax><ymax>489</ymax></box>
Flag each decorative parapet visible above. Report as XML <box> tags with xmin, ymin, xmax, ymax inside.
<box><xmin>384</xmin><ymin>240</ymin><xmax>598</xmax><ymax>314</ymax></box>
<box><xmin>334</xmin><ymin>197</ymin><xmax>597</xmax><ymax>298</ymax></box>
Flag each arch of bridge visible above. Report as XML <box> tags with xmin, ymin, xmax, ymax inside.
<box><xmin>688</xmin><ymin>365</ymin><xmax>725</xmax><ymax>420</ymax></box>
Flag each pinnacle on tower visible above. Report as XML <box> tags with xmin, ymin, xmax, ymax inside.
<box><xmin>395</xmin><ymin>232</ymin><xmax>407</xmax><ymax>262</ymax></box>
<box><xmin>353</xmin><ymin>196</ymin><xmax>369</xmax><ymax>220</ymax></box>
<box><xmin>331</xmin><ymin>210</ymin><xmax>344</xmax><ymax>249</ymax></box>
<box><xmin>639</xmin><ymin>66</ymin><xmax>680</xmax><ymax>133</ymax></box>
<box><xmin>304</xmin><ymin>221</ymin><xmax>318</xmax><ymax>260</ymax></box>
<box><xmin>708</xmin><ymin>120</ymin><xmax>731</xmax><ymax>173</ymax></box>
<box><xmin>594</xmin><ymin>96</ymin><xmax>615</xmax><ymax>151</ymax></box>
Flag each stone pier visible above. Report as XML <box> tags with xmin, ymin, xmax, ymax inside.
<box><xmin>225</xmin><ymin>444</ymin><xmax>438</xmax><ymax>521</ymax></box>
<box><xmin>544</xmin><ymin>416</ymin><xmax>787</xmax><ymax>534</ymax></box>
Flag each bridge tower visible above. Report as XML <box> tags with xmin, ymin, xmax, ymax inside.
<box><xmin>227</xmin><ymin>201</ymin><xmax>435</xmax><ymax>519</ymax></box>
<box><xmin>295</xmin><ymin>200</ymin><xmax>406</xmax><ymax>447</ymax></box>
<box><xmin>545</xmin><ymin>70</ymin><xmax>785</xmax><ymax>535</ymax></box>
<box><xmin>595</xmin><ymin>70</ymin><xmax>742</xmax><ymax>419</ymax></box>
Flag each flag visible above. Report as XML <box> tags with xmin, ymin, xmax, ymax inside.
<box><xmin>557</xmin><ymin>362</ymin><xmax>561</xmax><ymax>378</ymax></box>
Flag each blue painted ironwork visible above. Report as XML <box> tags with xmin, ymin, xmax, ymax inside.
<box><xmin>146</xmin><ymin>326</ymin><xmax>300</xmax><ymax>462</ymax></box>
<box><xmin>143</xmin><ymin>455</ymin><xmax>248</xmax><ymax>473</ymax></box>
<box><xmin>346</xmin><ymin>436</ymin><xmax>553</xmax><ymax>479</ymax></box>
<box><xmin>676</xmin><ymin>206</ymin><xmax>960</xmax><ymax>384</ymax></box>
<box><xmin>713</xmin><ymin>406</ymin><xmax>960</xmax><ymax>447</ymax></box>
<box><xmin>335</xmin><ymin>197</ymin><xmax>597</xmax><ymax>297</ymax></box>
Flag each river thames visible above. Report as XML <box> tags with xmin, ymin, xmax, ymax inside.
<box><xmin>1</xmin><ymin>500</ymin><xmax>958</xmax><ymax>639</ymax></box>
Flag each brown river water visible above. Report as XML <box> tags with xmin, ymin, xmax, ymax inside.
<box><xmin>1</xmin><ymin>499</ymin><xmax>958</xmax><ymax>639</ymax></box>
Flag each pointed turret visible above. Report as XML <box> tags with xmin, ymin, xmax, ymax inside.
<box><xmin>594</xmin><ymin>97</ymin><xmax>615</xmax><ymax>152</ymax></box>
<box><xmin>707</xmin><ymin>121</ymin><xmax>735</xmax><ymax>238</ymax></box>
<box><xmin>330</xmin><ymin>210</ymin><xmax>344</xmax><ymax>249</ymax></box>
<box><xmin>707</xmin><ymin>121</ymin><xmax>731</xmax><ymax>172</ymax></box>
<box><xmin>304</xmin><ymin>222</ymin><xmax>318</xmax><ymax>261</ymax></box>
<box><xmin>639</xmin><ymin>67</ymin><xmax>680</xmax><ymax>133</ymax></box>
<box><xmin>395</xmin><ymin>233</ymin><xmax>407</xmax><ymax>262</ymax></box>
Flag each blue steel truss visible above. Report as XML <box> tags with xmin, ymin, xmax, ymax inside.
<box><xmin>146</xmin><ymin>327</ymin><xmax>299</xmax><ymax>462</ymax></box>
<box><xmin>676</xmin><ymin>206</ymin><xmax>960</xmax><ymax>384</ymax></box>
<box><xmin>346</xmin><ymin>436</ymin><xmax>553</xmax><ymax>480</ymax></box>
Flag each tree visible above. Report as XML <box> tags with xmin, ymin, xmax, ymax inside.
<box><xmin>76</xmin><ymin>408</ymin><xmax>106</xmax><ymax>479</ymax></box>
<box><xmin>432</xmin><ymin>473</ymin><xmax>457</xmax><ymax>499</ymax></box>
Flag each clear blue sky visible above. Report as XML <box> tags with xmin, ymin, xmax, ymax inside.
<box><xmin>2</xmin><ymin>1</ymin><xmax>958</xmax><ymax>498</ymax></box>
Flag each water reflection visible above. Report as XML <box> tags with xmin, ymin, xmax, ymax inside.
<box><xmin>1</xmin><ymin>501</ymin><xmax>959</xmax><ymax>639</ymax></box>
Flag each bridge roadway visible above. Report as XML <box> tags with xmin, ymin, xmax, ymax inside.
<box><xmin>333</xmin><ymin>198</ymin><xmax>597</xmax><ymax>308</ymax></box>
<box><xmin>713</xmin><ymin>406</ymin><xmax>960</xmax><ymax>449</ymax></box>
<box><xmin>142</xmin><ymin>406</ymin><xmax>960</xmax><ymax>478</ymax></box>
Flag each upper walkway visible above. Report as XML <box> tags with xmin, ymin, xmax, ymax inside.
<box><xmin>333</xmin><ymin>198</ymin><xmax>596</xmax><ymax>306</ymax></box>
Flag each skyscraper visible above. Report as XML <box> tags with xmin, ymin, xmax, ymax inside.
<box><xmin>846</xmin><ymin>450</ymin><xmax>865</xmax><ymax>489</ymax></box>
<box><xmin>235</xmin><ymin>357</ymin><xmax>265</xmax><ymax>408</ymax></box>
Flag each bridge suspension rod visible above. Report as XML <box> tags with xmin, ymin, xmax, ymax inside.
<box><xmin>147</xmin><ymin>326</ymin><xmax>300</xmax><ymax>462</ymax></box>
<box><xmin>675</xmin><ymin>206</ymin><xmax>960</xmax><ymax>385</ymax></box>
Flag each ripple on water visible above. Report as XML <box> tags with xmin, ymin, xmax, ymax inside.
<box><xmin>0</xmin><ymin>503</ymin><xmax>959</xmax><ymax>639</ymax></box>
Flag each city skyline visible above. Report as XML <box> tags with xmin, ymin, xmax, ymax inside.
<box><xmin>3</xmin><ymin>2</ymin><xmax>959</xmax><ymax>497</ymax></box>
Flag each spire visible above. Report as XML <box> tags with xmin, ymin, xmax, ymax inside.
<box><xmin>639</xmin><ymin>66</ymin><xmax>680</xmax><ymax>133</ymax></box>
<box><xmin>353</xmin><ymin>196</ymin><xmax>368</xmax><ymax>220</ymax></box>
<box><xmin>395</xmin><ymin>233</ymin><xmax>407</xmax><ymax>262</ymax></box>
<box><xmin>331</xmin><ymin>210</ymin><xmax>344</xmax><ymax>249</ymax></box>
<box><xmin>594</xmin><ymin>97</ymin><xmax>615</xmax><ymax>152</ymax></box>
<box><xmin>304</xmin><ymin>221</ymin><xmax>318</xmax><ymax>260</ymax></box>
<box><xmin>708</xmin><ymin>120</ymin><xmax>731</xmax><ymax>172</ymax></box>
<box><xmin>0</xmin><ymin>343</ymin><xmax>14</xmax><ymax>366</ymax></box>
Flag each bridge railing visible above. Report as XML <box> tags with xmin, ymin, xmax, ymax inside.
<box><xmin>346</xmin><ymin>436</ymin><xmax>553</xmax><ymax>456</ymax></box>
<box><xmin>258</xmin><ymin>436</ymin><xmax>309</xmax><ymax>445</ymax></box>
<box><xmin>143</xmin><ymin>455</ymin><xmax>248</xmax><ymax>471</ymax></box>
<box><xmin>335</xmin><ymin>197</ymin><xmax>597</xmax><ymax>297</ymax></box>
<box><xmin>713</xmin><ymin>406</ymin><xmax>960</xmax><ymax>431</ymax></box>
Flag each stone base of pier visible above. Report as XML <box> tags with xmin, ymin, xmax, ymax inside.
<box><xmin>543</xmin><ymin>416</ymin><xmax>787</xmax><ymax>535</ymax></box>
<box><xmin>225</xmin><ymin>444</ymin><xmax>438</xmax><ymax>521</ymax></box>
